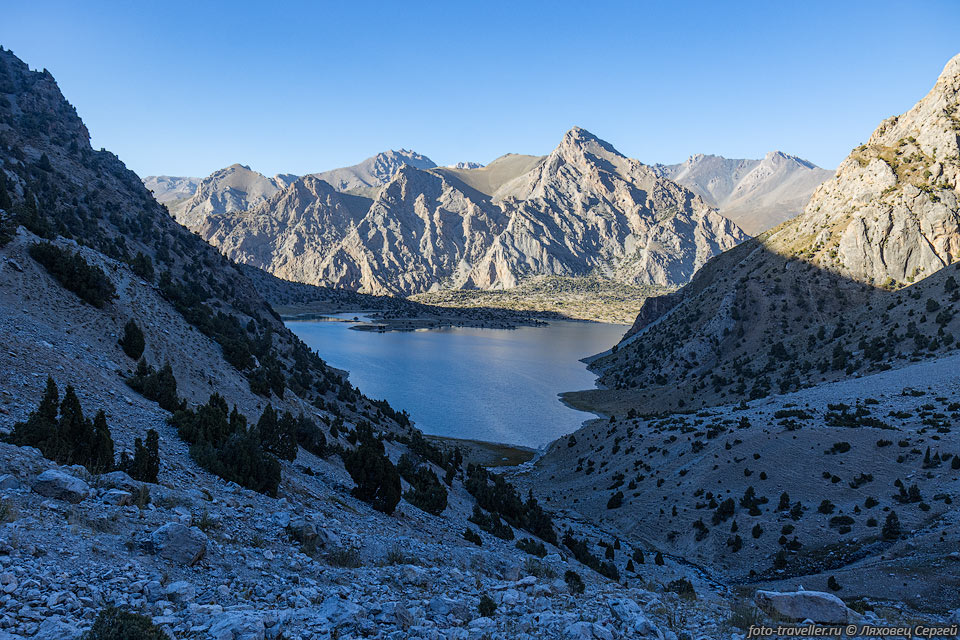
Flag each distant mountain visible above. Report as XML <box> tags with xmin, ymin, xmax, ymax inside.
<box><xmin>310</xmin><ymin>149</ymin><xmax>436</xmax><ymax>196</ymax></box>
<box><xmin>654</xmin><ymin>151</ymin><xmax>833</xmax><ymax>234</ymax></box>
<box><xmin>142</xmin><ymin>175</ymin><xmax>200</xmax><ymax>203</ymax></box>
<box><xmin>194</xmin><ymin>127</ymin><xmax>747</xmax><ymax>295</ymax></box>
<box><xmin>447</xmin><ymin>161</ymin><xmax>483</xmax><ymax>169</ymax></box>
<box><xmin>432</xmin><ymin>153</ymin><xmax>544</xmax><ymax>196</ymax></box>
<box><xmin>169</xmin><ymin>163</ymin><xmax>297</xmax><ymax>229</ymax></box>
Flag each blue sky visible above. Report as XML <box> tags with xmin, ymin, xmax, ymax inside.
<box><xmin>3</xmin><ymin>1</ymin><xmax>958</xmax><ymax>177</ymax></box>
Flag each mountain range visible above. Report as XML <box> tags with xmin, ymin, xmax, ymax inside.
<box><xmin>654</xmin><ymin>151</ymin><xmax>833</xmax><ymax>234</ymax></box>
<box><xmin>149</xmin><ymin>140</ymin><xmax>829</xmax><ymax>300</ymax></box>
<box><xmin>158</xmin><ymin>130</ymin><xmax>751</xmax><ymax>296</ymax></box>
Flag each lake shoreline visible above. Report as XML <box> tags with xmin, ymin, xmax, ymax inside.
<box><xmin>276</xmin><ymin>303</ymin><xmax>560</xmax><ymax>333</ymax></box>
<box><xmin>425</xmin><ymin>435</ymin><xmax>537</xmax><ymax>467</ymax></box>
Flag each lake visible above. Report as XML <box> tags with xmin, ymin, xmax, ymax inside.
<box><xmin>286</xmin><ymin>316</ymin><xmax>627</xmax><ymax>448</ymax></box>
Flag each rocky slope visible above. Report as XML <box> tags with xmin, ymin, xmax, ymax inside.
<box><xmin>578</xmin><ymin>52</ymin><xmax>960</xmax><ymax>416</ymax></box>
<box><xmin>654</xmin><ymin>152</ymin><xmax>833</xmax><ymax>235</ymax></box>
<box><xmin>194</xmin><ymin>128</ymin><xmax>748</xmax><ymax>295</ymax></box>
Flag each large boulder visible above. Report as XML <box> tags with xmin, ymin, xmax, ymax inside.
<box><xmin>609</xmin><ymin>598</ymin><xmax>661</xmax><ymax>636</ymax></box>
<box><xmin>0</xmin><ymin>474</ymin><xmax>21</xmax><ymax>491</ymax></box>
<box><xmin>208</xmin><ymin>612</ymin><xmax>265</xmax><ymax>640</ymax></box>
<box><xmin>755</xmin><ymin>590</ymin><xmax>859</xmax><ymax>624</ymax></box>
<box><xmin>98</xmin><ymin>470</ymin><xmax>142</xmax><ymax>493</ymax></box>
<box><xmin>150</xmin><ymin>522</ymin><xmax>207</xmax><ymax>565</ymax></box>
<box><xmin>33</xmin><ymin>617</ymin><xmax>81</xmax><ymax>639</ymax></box>
<box><xmin>32</xmin><ymin>470</ymin><xmax>89</xmax><ymax>503</ymax></box>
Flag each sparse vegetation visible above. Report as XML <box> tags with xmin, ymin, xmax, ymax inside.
<box><xmin>82</xmin><ymin>606</ymin><xmax>166</xmax><ymax>640</ymax></box>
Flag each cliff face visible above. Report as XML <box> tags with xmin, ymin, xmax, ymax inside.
<box><xmin>194</xmin><ymin>127</ymin><xmax>747</xmax><ymax>295</ymax></box>
<box><xmin>784</xmin><ymin>53</ymin><xmax>960</xmax><ymax>286</ymax></box>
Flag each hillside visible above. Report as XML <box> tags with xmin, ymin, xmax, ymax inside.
<box><xmin>142</xmin><ymin>175</ymin><xmax>199</xmax><ymax>204</ymax></box>
<box><xmin>655</xmin><ymin>152</ymin><xmax>833</xmax><ymax>235</ymax></box>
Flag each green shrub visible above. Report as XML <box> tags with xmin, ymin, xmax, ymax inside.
<box><xmin>257</xmin><ymin>404</ymin><xmax>297</xmax><ymax>461</ymax></box>
<box><xmin>463</xmin><ymin>528</ymin><xmax>482</xmax><ymax>546</ymax></box>
<box><xmin>129</xmin><ymin>252</ymin><xmax>154</xmax><ymax>281</ymax></box>
<box><xmin>126</xmin><ymin>359</ymin><xmax>182</xmax><ymax>412</ymax></box>
<box><xmin>118</xmin><ymin>319</ymin><xmax>145</xmax><ymax>360</ymax></box>
<box><xmin>397</xmin><ymin>454</ymin><xmax>447</xmax><ymax>515</ymax></box>
<box><xmin>606</xmin><ymin>491</ymin><xmax>624</xmax><ymax>509</ymax></box>
<box><xmin>171</xmin><ymin>394</ymin><xmax>281</xmax><ymax>496</ymax></box>
<box><xmin>120</xmin><ymin>429</ymin><xmax>160</xmax><ymax>483</ymax></box>
<box><xmin>882</xmin><ymin>511</ymin><xmax>901</xmax><ymax>540</ymax></box>
<box><xmin>465</xmin><ymin>464</ymin><xmax>556</xmax><ymax>545</ymax></box>
<box><xmin>564</xmin><ymin>570</ymin><xmax>585</xmax><ymax>594</ymax></box>
<box><xmin>667</xmin><ymin>577</ymin><xmax>697</xmax><ymax>599</ymax></box>
<box><xmin>191</xmin><ymin>428</ymin><xmax>281</xmax><ymax>497</ymax></box>
<box><xmin>296</xmin><ymin>415</ymin><xmax>327</xmax><ymax>457</ymax></box>
<box><xmin>29</xmin><ymin>242</ymin><xmax>115</xmax><ymax>308</ymax></box>
<box><xmin>478</xmin><ymin>594</ymin><xmax>497</xmax><ymax>617</ymax></box>
<box><xmin>469</xmin><ymin>504</ymin><xmax>514</xmax><ymax>540</ymax></box>
<box><xmin>562</xmin><ymin>531</ymin><xmax>619</xmax><ymax>580</ymax></box>
<box><xmin>342</xmin><ymin>425</ymin><xmax>401</xmax><ymax>515</ymax></box>
<box><xmin>516</xmin><ymin>537</ymin><xmax>547</xmax><ymax>558</ymax></box>
<box><xmin>82</xmin><ymin>606</ymin><xmax>166</xmax><ymax>640</ymax></box>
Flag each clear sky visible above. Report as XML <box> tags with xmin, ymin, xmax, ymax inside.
<box><xmin>3</xmin><ymin>1</ymin><xmax>958</xmax><ymax>178</ymax></box>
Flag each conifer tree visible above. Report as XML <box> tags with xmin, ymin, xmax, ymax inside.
<box><xmin>11</xmin><ymin>376</ymin><xmax>59</xmax><ymax>450</ymax></box>
<box><xmin>145</xmin><ymin>429</ymin><xmax>160</xmax><ymax>482</ymax></box>
<box><xmin>58</xmin><ymin>386</ymin><xmax>92</xmax><ymax>466</ymax></box>
<box><xmin>118</xmin><ymin>319</ymin><xmax>145</xmax><ymax>360</ymax></box>
<box><xmin>882</xmin><ymin>511</ymin><xmax>901</xmax><ymax>540</ymax></box>
<box><xmin>90</xmin><ymin>409</ymin><xmax>115</xmax><ymax>474</ymax></box>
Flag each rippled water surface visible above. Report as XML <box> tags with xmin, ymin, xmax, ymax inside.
<box><xmin>286</xmin><ymin>317</ymin><xmax>627</xmax><ymax>447</ymax></box>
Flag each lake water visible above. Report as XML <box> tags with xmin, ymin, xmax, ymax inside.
<box><xmin>286</xmin><ymin>316</ymin><xmax>627</xmax><ymax>448</ymax></box>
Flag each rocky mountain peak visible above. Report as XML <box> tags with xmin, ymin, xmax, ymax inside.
<box><xmin>782</xmin><ymin>54</ymin><xmax>960</xmax><ymax>286</ymax></box>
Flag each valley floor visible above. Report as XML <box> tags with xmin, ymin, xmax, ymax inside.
<box><xmin>410</xmin><ymin>276</ymin><xmax>669</xmax><ymax>325</ymax></box>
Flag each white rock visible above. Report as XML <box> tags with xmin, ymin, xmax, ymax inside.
<box><xmin>32</xmin><ymin>470</ymin><xmax>89</xmax><ymax>503</ymax></box>
<box><xmin>33</xmin><ymin>617</ymin><xmax>81</xmax><ymax>640</ymax></box>
<box><xmin>164</xmin><ymin>580</ymin><xmax>195</xmax><ymax>603</ymax></box>
<box><xmin>150</xmin><ymin>522</ymin><xmax>207</xmax><ymax>566</ymax></box>
<box><xmin>755</xmin><ymin>590</ymin><xmax>860</xmax><ymax>624</ymax></box>
<box><xmin>209</xmin><ymin>611</ymin><xmax>265</xmax><ymax>640</ymax></box>
<box><xmin>102</xmin><ymin>489</ymin><xmax>133</xmax><ymax>506</ymax></box>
